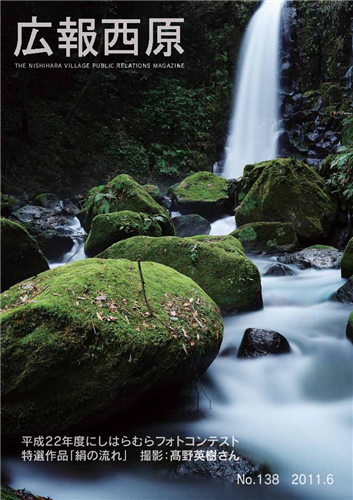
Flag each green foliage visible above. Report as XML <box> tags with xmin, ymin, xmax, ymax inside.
<box><xmin>320</xmin><ymin>116</ymin><xmax>353</xmax><ymax>211</ymax></box>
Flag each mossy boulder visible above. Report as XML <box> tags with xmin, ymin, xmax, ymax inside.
<box><xmin>1</xmin><ymin>258</ymin><xmax>223</xmax><ymax>435</ymax></box>
<box><xmin>79</xmin><ymin>174</ymin><xmax>174</xmax><ymax>234</ymax></box>
<box><xmin>1</xmin><ymin>218</ymin><xmax>49</xmax><ymax>291</ymax></box>
<box><xmin>84</xmin><ymin>211</ymin><xmax>163</xmax><ymax>257</ymax></box>
<box><xmin>341</xmin><ymin>237</ymin><xmax>353</xmax><ymax>278</ymax></box>
<box><xmin>235</xmin><ymin>158</ymin><xmax>338</xmax><ymax>243</ymax></box>
<box><xmin>231</xmin><ymin>222</ymin><xmax>298</xmax><ymax>254</ymax></box>
<box><xmin>99</xmin><ymin>235</ymin><xmax>263</xmax><ymax>314</ymax></box>
<box><xmin>170</xmin><ymin>172</ymin><xmax>230</xmax><ymax>218</ymax></box>
<box><xmin>33</xmin><ymin>193</ymin><xmax>62</xmax><ymax>214</ymax></box>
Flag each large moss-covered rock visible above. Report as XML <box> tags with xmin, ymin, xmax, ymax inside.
<box><xmin>84</xmin><ymin>211</ymin><xmax>163</xmax><ymax>257</ymax></box>
<box><xmin>1</xmin><ymin>259</ymin><xmax>223</xmax><ymax>435</ymax></box>
<box><xmin>79</xmin><ymin>174</ymin><xmax>174</xmax><ymax>234</ymax></box>
<box><xmin>231</xmin><ymin>222</ymin><xmax>298</xmax><ymax>254</ymax></box>
<box><xmin>99</xmin><ymin>235</ymin><xmax>263</xmax><ymax>313</ymax></box>
<box><xmin>235</xmin><ymin>158</ymin><xmax>338</xmax><ymax>243</ymax></box>
<box><xmin>170</xmin><ymin>172</ymin><xmax>230</xmax><ymax>218</ymax></box>
<box><xmin>1</xmin><ymin>218</ymin><xmax>49</xmax><ymax>291</ymax></box>
<box><xmin>341</xmin><ymin>238</ymin><xmax>353</xmax><ymax>278</ymax></box>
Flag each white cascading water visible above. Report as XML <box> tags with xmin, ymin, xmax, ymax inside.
<box><xmin>223</xmin><ymin>0</ymin><xmax>285</xmax><ymax>179</ymax></box>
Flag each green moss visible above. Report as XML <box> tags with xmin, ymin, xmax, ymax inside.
<box><xmin>234</xmin><ymin>226</ymin><xmax>258</xmax><ymax>243</ymax></box>
<box><xmin>172</xmin><ymin>172</ymin><xmax>229</xmax><ymax>203</ymax></box>
<box><xmin>235</xmin><ymin>159</ymin><xmax>337</xmax><ymax>243</ymax></box>
<box><xmin>231</xmin><ymin>222</ymin><xmax>298</xmax><ymax>254</ymax></box>
<box><xmin>307</xmin><ymin>245</ymin><xmax>336</xmax><ymax>250</ymax></box>
<box><xmin>1</xmin><ymin>218</ymin><xmax>49</xmax><ymax>291</ymax></box>
<box><xmin>99</xmin><ymin>235</ymin><xmax>262</xmax><ymax>313</ymax></box>
<box><xmin>143</xmin><ymin>184</ymin><xmax>161</xmax><ymax>199</ymax></box>
<box><xmin>84</xmin><ymin>211</ymin><xmax>162</xmax><ymax>257</ymax></box>
<box><xmin>341</xmin><ymin>237</ymin><xmax>353</xmax><ymax>278</ymax></box>
<box><xmin>170</xmin><ymin>172</ymin><xmax>230</xmax><ymax>216</ymax></box>
<box><xmin>79</xmin><ymin>174</ymin><xmax>174</xmax><ymax>234</ymax></box>
<box><xmin>1</xmin><ymin>258</ymin><xmax>223</xmax><ymax>435</ymax></box>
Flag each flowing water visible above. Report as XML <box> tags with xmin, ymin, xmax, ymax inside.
<box><xmin>223</xmin><ymin>0</ymin><xmax>284</xmax><ymax>179</ymax></box>
<box><xmin>4</xmin><ymin>217</ymin><xmax>353</xmax><ymax>500</ymax></box>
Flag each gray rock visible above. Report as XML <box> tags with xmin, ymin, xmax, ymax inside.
<box><xmin>12</xmin><ymin>204</ymin><xmax>53</xmax><ymax>223</ymax></box>
<box><xmin>334</xmin><ymin>278</ymin><xmax>353</xmax><ymax>304</ymax></box>
<box><xmin>237</xmin><ymin>328</ymin><xmax>290</xmax><ymax>359</ymax></box>
<box><xmin>34</xmin><ymin>193</ymin><xmax>62</xmax><ymax>214</ymax></box>
<box><xmin>278</xmin><ymin>248</ymin><xmax>342</xmax><ymax>270</ymax></box>
<box><xmin>263</xmin><ymin>263</ymin><xmax>295</xmax><ymax>277</ymax></box>
<box><xmin>170</xmin><ymin>445</ymin><xmax>268</xmax><ymax>483</ymax></box>
<box><xmin>172</xmin><ymin>214</ymin><xmax>211</xmax><ymax>238</ymax></box>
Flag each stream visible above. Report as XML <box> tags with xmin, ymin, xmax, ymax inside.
<box><xmin>3</xmin><ymin>214</ymin><xmax>352</xmax><ymax>500</ymax></box>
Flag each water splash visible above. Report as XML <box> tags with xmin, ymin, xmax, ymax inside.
<box><xmin>223</xmin><ymin>0</ymin><xmax>285</xmax><ymax>179</ymax></box>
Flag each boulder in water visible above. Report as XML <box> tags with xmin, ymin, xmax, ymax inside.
<box><xmin>334</xmin><ymin>278</ymin><xmax>353</xmax><ymax>304</ymax></box>
<box><xmin>231</xmin><ymin>222</ymin><xmax>298</xmax><ymax>254</ymax></box>
<box><xmin>347</xmin><ymin>311</ymin><xmax>353</xmax><ymax>343</ymax></box>
<box><xmin>84</xmin><ymin>211</ymin><xmax>163</xmax><ymax>257</ymax></box>
<box><xmin>99</xmin><ymin>235</ymin><xmax>263</xmax><ymax>314</ymax></box>
<box><xmin>263</xmin><ymin>263</ymin><xmax>295</xmax><ymax>277</ymax></box>
<box><xmin>341</xmin><ymin>237</ymin><xmax>353</xmax><ymax>278</ymax></box>
<box><xmin>172</xmin><ymin>214</ymin><xmax>211</xmax><ymax>238</ymax></box>
<box><xmin>278</xmin><ymin>248</ymin><xmax>342</xmax><ymax>270</ymax></box>
<box><xmin>237</xmin><ymin>328</ymin><xmax>290</xmax><ymax>359</ymax></box>
<box><xmin>1</xmin><ymin>258</ymin><xmax>223</xmax><ymax>435</ymax></box>
<box><xmin>170</xmin><ymin>445</ymin><xmax>268</xmax><ymax>482</ymax></box>
<box><xmin>235</xmin><ymin>158</ymin><xmax>337</xmax><ymax>243</ymax></box>
<box><xmin>170</xmin><ymin>172</ymin><xmax>230</xmax><ymax>218</ymax></box>
<box><xmin>1</xmin><ymin>218</ymin><xmax>49</xmax><ymax>291</ymax></box>
<box><xmin>33</xmin><ymin>193</ymin><xmax>62</xmax><ymax>214</ymax></box>
<box><xmin>78</xmin><ymin>174</ymin><xmax>174</xmax><ymax>234</ymax></box>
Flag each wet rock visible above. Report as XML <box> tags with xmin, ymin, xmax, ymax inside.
<box><xmin>33</xmin><ymin>193</ymin><xmax>62</xmax><ymax>214</ymax></box>
<box><xmin>11</xmin><ymin>204</ymin><xmax>53</xmax><ymax>223</ymax></box>
<box><xmin>170</xmin><ymin>445</ymin><xmax>268</xmax><ymax>483</ymax></box>
<box><xmin>62</xmin><ymin>201</ymin><xmax>79</xmax><ymax>216</ymax></box>
<box><xmin>172</xmin><ymin>214</ymin><xmax>211</xmax><ymax>238</ymax></box>
<box><xmin>347</xmin><ymin>311</ymin><xmax>353</xmax><ymax>344</ymax></box>
<box><xmin>334</xmin><ymin>278</ymin><xmax>353</xmax><ymax>304</ymax></box>
<box><xmin>219</xmin><ymin>344</ymin><xmax>238</xmax><ymax>357</ymax></box>
<box><xmin>237</xmin><ymin>328</ymin><xmax>290</xmax><ymax>359</ymax></box>
<box><xmin>278</xmin><ymin>248</ymin><xmax>342</xmax><ymax>270</ymax></box>
<box><xmin>263</xmin><ymin>263</ymin><xmax>295</xmax><ymax>277</ymax></box>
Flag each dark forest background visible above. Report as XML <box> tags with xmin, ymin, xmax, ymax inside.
<box><xmin>1</xmin><ymin>0</ymin><xmax>352</xmax><ymax>199</ymax></box>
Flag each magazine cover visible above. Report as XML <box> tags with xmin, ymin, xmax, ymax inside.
<box><xmin>1</xmin><ymin>0</ymin><xmax>353</xmax><ymax>499</ymax></box>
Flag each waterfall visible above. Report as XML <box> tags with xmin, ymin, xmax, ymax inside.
<box><xmin>223</xmin><ymin>0</ymin><xmax>285</xmax><ymax>180</ymax></box>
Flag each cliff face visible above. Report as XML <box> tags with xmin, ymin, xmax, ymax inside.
<box><xmin>279</xmin><ymin>1</ymin><xmax>353</xmax><ymax>167</ymax></box>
